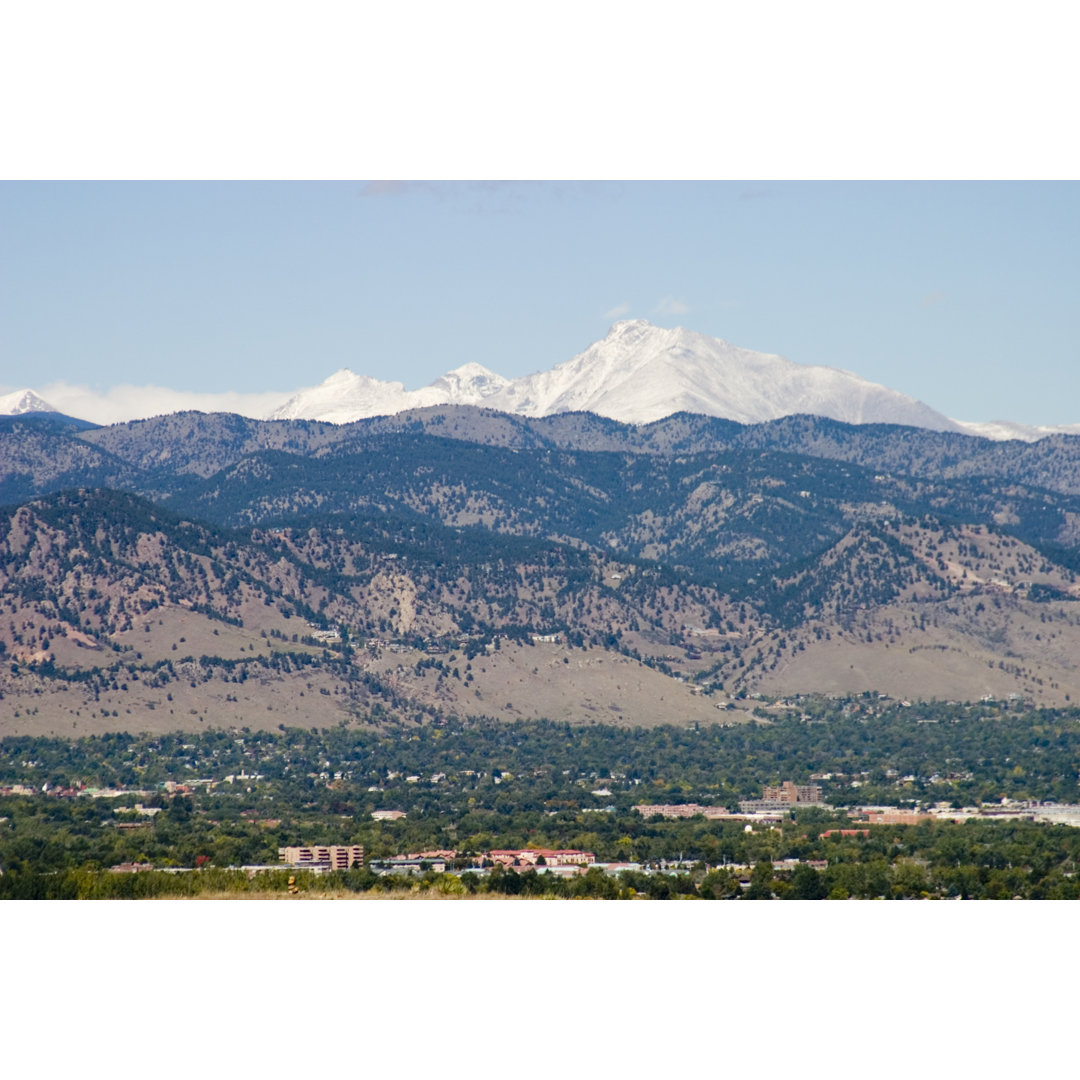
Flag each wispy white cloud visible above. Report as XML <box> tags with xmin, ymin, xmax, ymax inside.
<box><xmin>653</xmin><ymin>295</ymin><xmax>690</xmax><ymax>316</ymax></box>
<box><xmin>604</xmin><ymin>302</ymin><xmax>630</xmax><ymax>319</ymax></box>
<box><xmin>921</xmin><ymin>291</ymin><xmax>947</xmax><ymax>308</ymax></box>
<box><xmin>36</xmin><ymin>381</ymin><xmax>293</xmax><ymax>425</ymax></box>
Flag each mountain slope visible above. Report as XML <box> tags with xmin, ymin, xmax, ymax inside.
<box><xmin>0</xmin><ymin>489</ymin><xmax>741</xmax><ymax>734</ymax></box>
<box><xmin>5</xmin><ymin>482</ymin><xmax>1080</xmax><ymax>739</ymax></box>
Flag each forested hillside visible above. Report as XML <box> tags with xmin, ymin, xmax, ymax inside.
<box><xmin>4</xmin><ymin>406</ymin><xmax>1080</xmax><ymax>732</ymax></box>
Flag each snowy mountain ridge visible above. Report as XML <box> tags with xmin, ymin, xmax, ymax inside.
<box><xmin>484</xmin><ymin>320</ymin><xmax>961</xmax><ymax>430</ymax></box>
<box><xmin>8</xmin><ymin>322</ymin><xmax>1077</xmax><ymax>442</ymax></box>
<box><xmin>269</xmin><ymin>319</ymin><xmax>966</xmax><ymax>434</ymax></box>
<box><xmin>269</xmin><ymin>362</ymin><xmax>508</xmax><ymax>424</ymax></box>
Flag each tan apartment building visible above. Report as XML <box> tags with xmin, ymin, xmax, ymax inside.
<box><xmin>278</xmin><ymin>844</ymin><xmax>364</xmax><ymax>869</ymax></box>
<box><xmin>764</xmin><ymin>781</ymin><xmax>823</xmax><ymax>804</ymax></box>
<box><xmin>740</xmin><ymin>780</ymin><xmax>824</xmax><ymax>813</ymax></box>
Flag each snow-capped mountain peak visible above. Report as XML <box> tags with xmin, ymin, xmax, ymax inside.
<box><xmin>7</xmin><ymin>320</ymin><xmax>1024</xmax><ymax>440</ymax></box>
<box><xmin>429</xmin><ymin>362</ymin><xmax>509</xmax><ymax>400</ymax></box>
<box><xmin>264</xmin><ymin>322</ymin><xmax>966</xmax><ymax>432</ymax></box>
<box><xmin>267</xmin><ymin>361</ymin><xmax>509</xmax><ymax>424</ymax></box>
<box><xmin>0</xmin><ymin>389</ymin><xmax>58</xmax><ymax>416</ymax></box>
<box><xmin>321</xmin><ymin>368</ymin><xmax>365</xmax><ymax>387</ymax></box>
<box><xmin>481</xmin><ymin>320</ymin><xmax>962</xmax><ymax>432</ymax></box>
<box><xmin>269</xmin><ymin>369</ymin><xmax>407</xmax><ymax>423</ymax></box>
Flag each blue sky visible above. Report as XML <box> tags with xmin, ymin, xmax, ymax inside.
<box><xmin>1</xmin><ymin>180</ymin><xmax>1077</xmax><ymax>424</ymax></box>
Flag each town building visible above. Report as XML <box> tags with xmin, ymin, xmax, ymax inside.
<box><xmin>485</xmin><ymin>849</ymin><xmax>596</xmax><ymax>868</ymax></box>
<box><xmin>370</xmin><ymin>856</ymin><xmax>448</xmax><ymax>876</ymax></box>
<box><xmin>633</xmin><ymin>803</ymin><xmax>729</xmax><ymax>819</ymax></box>
<box><xmin>863</xmin><ymin>809</ymin><xmax>933</xmax><ymax>825</ymax></box>
<box><xmin>739</xmin><ymin>780</ymin><xmax>824</xmax><ymax>813</ymax></box>
<box><xmin>535</xmin><ymin>863</ymin><xmax>588</xmax><ymax>878</ymax></box>
<box><xmin>632</xmin><ymin>803</ymin><xmax>784</xmax><ymax>823</ymax></box>
<box><xmin>765</xmin><ymin>781</ymin><xmax>823</xmax><ymax>804</ymax></box>
<box><xmin>278</xmin><ymin>844</ymin><xmax>364</xmax><ymax>869</ymax></box>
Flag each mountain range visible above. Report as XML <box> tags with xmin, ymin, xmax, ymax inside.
<box><xmin>7</xmin><ymin>320</ymin><xmax>1080</xmax><ymax>737</ymax></box>
<box><xmin>6</xmin><ymin>399</ymin><xmax>1080</xmax><ymax>738</ymax></box>
<box><xmin>268</xmin><ymin>320</ymin><xmax>964</xmax><ymax>432</ymax></box>
<box><xmin>6</xmin><ymin>321</ymin><xmax>1079</xmax><ymax>441</ymax></box>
